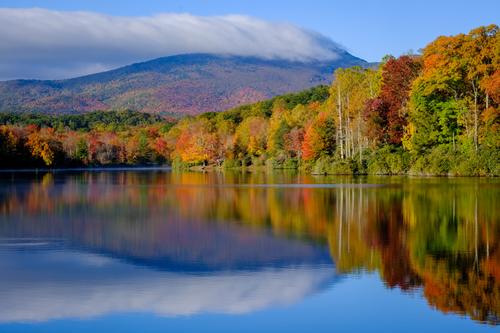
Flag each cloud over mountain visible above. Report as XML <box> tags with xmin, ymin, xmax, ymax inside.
<box><xmin>0</xmin><ymin>8</ymin><xmax>343</xmax><ymax>80</ymax></box>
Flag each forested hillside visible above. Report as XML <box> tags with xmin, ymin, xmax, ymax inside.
<box><xmin>0</xmin><ymin>53</ymin><xmax>365</xmax><ymax>116</ymax></box>
<box><xmin>1</xmin><ymin>25</ymin><xmax>498</xmax><ymax>175</ymax></box>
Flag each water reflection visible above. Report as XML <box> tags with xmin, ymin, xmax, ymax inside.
<box><xmin>0</xmin><ymin>171</ymin><xmax>498</xmax><ymax>326</ymax></box>
<box><xmin>0</xmin><ymin>248</ymin><xmax>335</xmax><ymax>322</ymax></box>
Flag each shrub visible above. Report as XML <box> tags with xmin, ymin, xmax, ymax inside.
<box><xmin>311</xmin><ymin>156</ymin><xmax>354</xmax><ymax>175</ymax></box>
<box><xmin>311</xmin><ymin>156</ymin><xmax>330</xmax><ymax>175</ymax></box>
<box><xmin>409</xmin><ymin>155</ymin><xmax>429</xmax><ymax>175</ymax></box>
<box><xmin>451</xmin><ymin>146</ymin><xmax>499</xmax><ymax>176</ymax></box>
<box><xmin>266</xmin><ymin>157</ymin><xmax>299</xmax><ymax>169</ymax></box>
<box><xmin>222</xmin><ymin>158</ymin><xmax>240</xmax><ymax>169</ymax></box>
<box><xmin>326</xmin><ymin>159</ymin><xmax>353</xmax><ymax>175</ymax></box>
<box><xmin>368</xmin><ymin>145</ymin><xmax>409</xmax><ymax>175</ymax></box>
<box><xmin>426</xmin><ymin>145</ymin><xmax>455</xmax><ymax>175</ymax></box>
<box><xmin>251</xmin><ymin>155</ymin><xmax>266</xmax><ymax>167</ymax></box>
<box><xmin>171</xmin><ymin>157</ymin><xmax>189</xmax><ymax>171</ymax></box>
<box><xmin>283</xmin><ymin>158</ymin><xmax>299</xmax><ymax>169</ymax></box>
<box><xmin>477</xmin><ymin>147</ymin><xmax>500</xmax><ymax>176</ymax></box>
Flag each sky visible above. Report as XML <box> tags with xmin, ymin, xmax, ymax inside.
<box><xmin>0</xmin><ymin>0</ymin><xmax>498</xmax><ymax>80</ymax></box>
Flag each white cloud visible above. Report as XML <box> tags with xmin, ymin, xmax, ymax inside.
<box><xmin>0</xmin><ymin>249</ymin><xmax>337</xmax><ymax>322</ymax></box>
<box><xmin>0</xmin><ymin>8</ymin><xmax>343</xmax><ymax>80</ymax></box>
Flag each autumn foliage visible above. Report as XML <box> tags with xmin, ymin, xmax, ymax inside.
<box><xmin>0</xmin><ymin>25</ymin><xmax>498</xmax><ymax>175</ymax></box>
<box><xmin>365</xmin><ymin>56</ymin><xmax>422</xmax><ymax>144</ymax></box>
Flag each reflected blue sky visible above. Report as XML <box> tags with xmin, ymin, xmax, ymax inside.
<box><xmin>0</xmin><ymin>246</ymin><xmax>495</xmax><ymax>333</ymax></box>
<box><xmin>0</xmin><ymin>247</ymin><xmax>337</xmax><ymax>322</ymax></box>
<box><xmin>0</xmin><ymin>256</ymin><xmax>493</xmax><ymax>333</ymax></box>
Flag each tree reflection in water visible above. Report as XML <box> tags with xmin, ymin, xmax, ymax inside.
<box><xmin>0</xmin><ymin>171</ymin><xmax>498</xmax><ymax>325</ymax></box>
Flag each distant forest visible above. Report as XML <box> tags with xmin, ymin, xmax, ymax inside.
<box><xmin>1</xmin><ymin>25</ymin><xmax>498</xmax><ymax>175</ymax></box>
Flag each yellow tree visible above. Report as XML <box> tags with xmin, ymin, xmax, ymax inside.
<box><xmin>235</xmin><ymin>116</ymin><xmax>268</xmax><ymax>156</ymax></box>
<box><xmin>26</xmin><ymin>127</ymin><xmax>61</xmax><ymax>166</ymax></box>
<box><xmin>328</xmin><ymin>67</ymin><xmax>380</xmax><ymax>160</ymax></box>
<box><xmin>174</xmin><ymin>118</ymin><xmax>218</xmax><ymax>165</ymax></box>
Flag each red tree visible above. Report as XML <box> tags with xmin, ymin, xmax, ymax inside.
<box><xmin>365</xmin><ymin>56</ymin><xmax>422</xmax><ymax>145</ymax></box>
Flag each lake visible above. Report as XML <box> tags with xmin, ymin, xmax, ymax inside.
<box><xmin>0</xmin><ymin>170</ymin><xmax>498</xmax><ymax>332</ymax></box>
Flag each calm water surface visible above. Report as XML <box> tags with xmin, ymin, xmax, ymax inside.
<box><xmin>0</xmin><ymin>170</ymin><xmax>498</xmax><ymax>332</ymax></box>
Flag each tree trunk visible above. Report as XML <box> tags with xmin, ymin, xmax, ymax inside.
<box><xmin>472</xmin><ymin>80</ymin><xmax>479</xmax><ymax>152</ymax></box>
<box><xmin>358</xmin><ymin>110</ymin><xmax>362</xmax><ymax>164</ymax></box>
<box><xmin>346</xmin><ymin>116</ymin><xmax>351</xmax><ymax>158</ymax></box>
<box><xmin>337</xmin><ymin>84</ymin><xmax>344</xmax><ymax>159</ymax></box>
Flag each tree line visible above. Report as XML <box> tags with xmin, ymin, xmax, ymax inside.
<box><xmin>0</xmin><ymin>110</ymin><xmax>173</xmax><ymax>167</ymax></box>
<box><xmin>0</xmin><ymin>25</ymin><xmax>498</xmax><ymax>174</ymax></box>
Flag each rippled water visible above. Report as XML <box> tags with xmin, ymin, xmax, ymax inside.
<box><xmin>0</xmin><ymin>170</ymin><xmax>498</xmax><ymax>332</ymax></box>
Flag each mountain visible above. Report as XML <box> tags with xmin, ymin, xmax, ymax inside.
<box><xmin>0</xmin><ymin>52</ymin><xmax>367</xmax><ymax>116</ymax></box>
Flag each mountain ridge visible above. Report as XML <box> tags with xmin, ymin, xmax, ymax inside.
<box><xmin>0</xmin><ymin>52</ymin><xmax>367</xmax><ymax>116</ymax></box>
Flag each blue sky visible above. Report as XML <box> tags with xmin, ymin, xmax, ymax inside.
<box><xmin>0</xmin><ymin>0</ymin><xmax>498</xmax><ymax>79</ymax></box>
<box><xmin>2</xmin><ymin>0</ymin><xmax>498</xmax><ymax>62</ymax></box>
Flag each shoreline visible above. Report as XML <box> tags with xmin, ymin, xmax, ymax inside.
<box><xmin>175</xmin><ymin>164</ymin><xmax>499</xmax><ymax>177</ymax></box>
<box><xmin>0</xmin><ymin>166</ymin><xmax>172</xmax><ymax>173</ymax></box>
<box><xmin>0</xmin><ymin>165</ymin><xmax>497</xmax><ymax>177</ymax></box>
